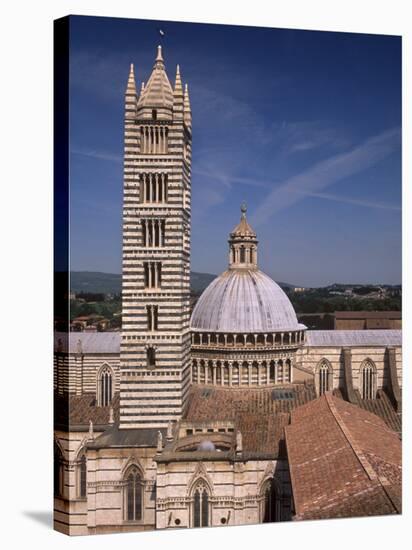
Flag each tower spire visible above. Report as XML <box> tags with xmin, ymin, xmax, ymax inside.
<box><xmin>183</xmin><ymin>83</ymin><xmax>192</xmax><ymax>130</ymax></box>
<box><xmin>125</xmin><ymin>63</ymin><xmax>137</xmax><ymax>120</ymax></box>
<box><xmin>173</xmin><ymin>65</ymin><xmax>184</xmax><ymax>119</ymax></box>
<box><xmin>136</xmin><ymin>45</ymin><xmax>173</xmax><ymax>115</ymax></box>
<box><xmin>126</xmin><ymin>63</ymin><xmax>136</xmax><ymax>94</ymax></box>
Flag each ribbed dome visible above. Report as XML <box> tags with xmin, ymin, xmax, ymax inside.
<box><xmin>191</xmin><ymin>269</ymin><xmax>304</xmax><ymax>333</ymax></box>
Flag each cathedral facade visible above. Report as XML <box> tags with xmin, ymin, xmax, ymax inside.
<box><xmin>54</xmin><ymin>47</ymin><xmax>402</xmax><ymax>535</ymax></box>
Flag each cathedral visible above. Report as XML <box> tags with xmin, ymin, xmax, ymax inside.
<box><xmin>54</xmin><ymin>46</ymin><xmax>402</xmax><ymax>535</ymax></box>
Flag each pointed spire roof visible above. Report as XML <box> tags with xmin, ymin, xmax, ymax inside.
<box><xmin>174</xmin><ymin>65</ymin><xmax>183</xmax><ymax>95</ymax></box>
<box><xmin>137</xmin><ymin>45</ymin><xmax>173</xmax><ymax>110</ymax></box>
<box><xmin>183</xmin><ymin>83</ymin><xmax>192</xmax><ymax>128</ymax></box>
<box><xmin>231</xmin><ymin>203</ymin><xmax>256</xmax><ymax>238</ymax></box>
<box><xmin>125</xmin><ymin>63</ymin><xmax>137</xmax><ymax>95</ymax></box>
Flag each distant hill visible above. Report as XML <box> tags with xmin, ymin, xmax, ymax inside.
<box><xmin>190</xmin><ymin>272</ymin><xmax>216</xmax><ymax>293</ymax></box>
<box><xmin>70</xmin><ymin>271</ymin><xmax>295</xmax><ymax>295</ymax></box>
<box><xmin>70</xmin><ymin>271</ymin><xmax>217</xmax><ymax>295</ymax></box>
<box><xmin>70</xmin><ymin>272</ymin><xmax>122</xmax><ymax>294</ymax></box>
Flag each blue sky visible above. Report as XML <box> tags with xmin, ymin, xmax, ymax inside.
<box><xmin>69</xmin><ymin>16</ymin><xmax>401</xmax><ymax>286</ymax></box>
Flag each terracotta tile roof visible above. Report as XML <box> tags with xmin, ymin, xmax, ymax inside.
<box><xmin>285</xmin><ymin>394</ymin><xmax>401</xmax><ymax>520</ymax></box>
<box><xmin>333</xmin><ymin>388</ymin><xmax>401</xmax><ymax>434</ymax></box>
<box><xmin>54</xmin><ymin>392</ymin><xmax>120</xmax><ymax>430</ymax></box>
<box><xmin>183</xmin><ymin>383</ymin><xmax>316</xmax><ymax>456</ymax></box>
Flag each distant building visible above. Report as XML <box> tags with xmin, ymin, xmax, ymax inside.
<box><xmin>334</xmin><ymin>311</ymin><xmax>402</xmax><ymax>330</ymax></box>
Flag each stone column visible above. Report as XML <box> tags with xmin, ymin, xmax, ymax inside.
<box><xmin>229</xmin><ymin>362</ymin><xmax>233</xmax><ymax>387</ymax></box>
<box><xmin>266</xmin><ymin>362</ymin><xmax>270</xmax><ymax>385</ymax></box>
<box><xmin>213</xmin><ymin>362</ymin><xmax>216</xmax><ymax>385</ymax></box>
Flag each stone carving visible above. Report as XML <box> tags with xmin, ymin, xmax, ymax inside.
<box><xmin>157</xmin><ymin>430</ymin><xmax>163</xmax><ymax>452</ymax></box>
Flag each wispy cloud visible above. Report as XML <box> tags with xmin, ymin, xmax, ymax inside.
<box><xmin>71</xmin><ymin>148</ymin><xmax>122</xmax><ymax>163</ymax></box>
<box><xmin>291</xmin><ymin>190</ymin><xmax>401</xmax><ymax>211</ymax></box>
<box><xmin>251</xmin><ymin>127</ymin><xmax>401</xmax><ymax>226</ymax></box>
<box><xmin>193</xmin><ymin>168</ymin><xmax>269</xmax><ymax>189</ymax></box>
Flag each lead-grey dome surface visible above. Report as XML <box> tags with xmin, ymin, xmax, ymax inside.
<box><xmin>191</xmin><ymin>269</ymin><xmax>304</xmax><ymax>333</ymax></box>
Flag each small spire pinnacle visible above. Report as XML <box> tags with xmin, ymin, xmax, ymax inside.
<box><xmin>174</xmin><ymin>64</ymin><xmax>183</xmax><ymax>93</ymax></box>
<box><xmin>88</xmin><ymin>420</ymin><xmax>94</xmax><ymax>440</ymax></box>
<box><xmin>156</xmin><ymin>44</ymin><xmax>163</xmax><ymax>61</ymax></box>
<box><xmin>184</xmin><ymin>83</ymin><xmax>192</xmax><ymax>128</ymax></box>
<box><xmin>126</xmin><ymin>63</ymin><xmax>137</xmax><ymax>95</ymax></box>
<box><xmin>240</xmin><ymin>202</ymin><xmax>247</xmax><ymax>219</ymax></box>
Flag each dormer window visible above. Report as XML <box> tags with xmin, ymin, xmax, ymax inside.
<box><xmin>152</xmin><ymin>109</ymin><xmax>157</xmax><ymax>120</ymax></box>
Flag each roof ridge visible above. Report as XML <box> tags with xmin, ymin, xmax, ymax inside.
<box><xmin>324</xmin><ymin>393</ymin><xmax>377</xmax><ymax>481</ymax></box>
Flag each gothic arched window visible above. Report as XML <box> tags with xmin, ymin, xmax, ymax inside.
<box><xmin>361</xmin><ymin>360</ymin><xmax>376</xmax><ymax>400</ymax></box>
<box><xmin>98</xmin><ymin>365</ymin><xmax>113</xmax><ymax>406</ymax></box>
<box><xmin>78</xmin><ymin>452</ymin><xmax>87</xmax><ymax>498</ymax></box>
<box><xmin>318</xmin><ymin>360</ymin><xmax>332</xmax><ymax>395</ymax></box>
<box><xmin>261</xmin><ymin>478</ymin><xmax>280</xmax><ymax>523</ymax></box>
<box><xmin>54</xmin><ymin>442</ymin><xmax>64</xmax><ymax>498</ymax></box>
<box><xmin>125</xmin><ymin>467</ymin><xmax>143</xmax><ymax>522</ymax></box>
<box><xmin>192</xmin><ymin>480</ymin><xmax>210</xmax><ymax>528</ymax></box>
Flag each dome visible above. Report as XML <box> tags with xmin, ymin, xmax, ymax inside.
<box><xmin>191</xmin><ymin>269</ymin><xmax>304</xmax><ymax>333</ymax></box>
<box><xmin>197</xmin><ymin>440</ymin><xmax>216</xmax><ymax>452</ymax></box>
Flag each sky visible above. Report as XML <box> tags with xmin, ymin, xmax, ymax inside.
<box><xmin>68</xmin><ymin>16</ymin><xmax>401</xmax><ymax>287</ymax></box>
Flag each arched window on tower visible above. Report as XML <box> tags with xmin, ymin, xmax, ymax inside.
<box><xmin>361</xmin><ymin>360</ymin><xmax>376</xmax><ymax>400</ymax></box>
<box><xmin>98</xmin><ymin>365</ymin><xmax>113</xmax><ymax>406</ymax></box>
<box><xmin>318</xmin><ymin>360</ymin><xmax>332</xmax><ymax>395</ymax></box>
<box><xmin>147</xmin><ymin>347</ymin><xmax>156</xmax><ymax>369</ymax></box>
<box><xmin>192</xmin><ymin>480</ymin><xmax>210</xmax><ymax>528</ymax></box>
<box><xmin>261</xmin><ymin>478</ymin><xmax>280</xmax><ymax>523</ymax></box>
<box><xmin>124</xmin><ymin>466</ymin><xmax>143</xmax><ymax>522</ymax></box>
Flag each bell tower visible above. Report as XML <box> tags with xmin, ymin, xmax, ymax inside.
<box><xmin>120</xmin><ymin>46</ymin><xmax>192</xmax><ymax>429</ymax></box>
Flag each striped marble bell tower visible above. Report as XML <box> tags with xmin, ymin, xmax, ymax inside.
<box><xmin>120</xmin><ymin>46</ymin><xmax>192</xmax><ymax>429</ymax></box>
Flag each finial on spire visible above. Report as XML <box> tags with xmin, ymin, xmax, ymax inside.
<box><xmin>156</xmin><ymin>44</ymin><xmax>164</xmax><ymax>62</ymax></box>
<box><xmin>240</xmin><ymin>202</ymin><xmax>247</xmax><ymax>218</ymax></box>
